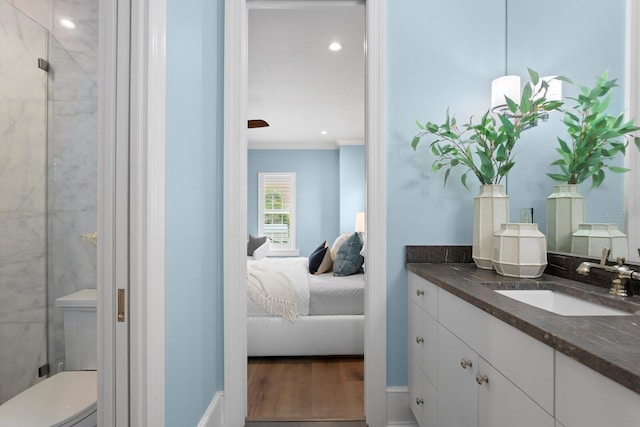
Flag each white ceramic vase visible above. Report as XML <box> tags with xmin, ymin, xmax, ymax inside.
<box><xmin>546</xmin><ymin>184</ymin><xmax>584</xmax><ymax>253</ymax></box>
<box><xmin>472</xmin><ymin>184</ymin><xmax>509</xmax><ymax>269</ymax></box>
<box><xmin>571</xmin><ymin>223</ymin><xmax>629</xmax><ymax>260</ymax></box>
<box><xmin>492</xmin><ymin>223</ymin><xmax>547</xmax><ymax>278</ymax></box>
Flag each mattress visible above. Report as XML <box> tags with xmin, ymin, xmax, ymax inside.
<box><xmin>308</xmin><ymin>273</ymin><xmax>364</xmax><ymax>315</ymax></box>
<box><xmin>247</xmin><ymin>272</ymin><xmax>364</xmax><ymax>317</ymax></box>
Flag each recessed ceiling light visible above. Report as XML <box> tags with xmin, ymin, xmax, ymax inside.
<box><xmin>60</xmin><ymin>19</ymin><xmax>76</xmax><ymax>29</ymax></box>
<box><xmin>321</xmin><ymin>130</ymin><xmax>328</xmax><ymax>135</ymax></box>
<box><xmin>328</xmin><ymin>42</ymin><xmax>342</xmax><ymax>52</ymax></box>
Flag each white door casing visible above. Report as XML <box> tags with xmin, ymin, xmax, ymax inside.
<box><xmin>224</xmin><ymin>1</ymin><xmax>387</xmax><ymax>426</ymax></box>
<box><xmin>99</xmin><ymin>0</ymin><xmax>167</xmax><ymax>424</ymax></box>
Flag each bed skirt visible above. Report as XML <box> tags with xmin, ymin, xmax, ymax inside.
<box><xmin>247</xmin><ymin>314</ymin><xmax>364</xmax><ymax>357</ymax></box>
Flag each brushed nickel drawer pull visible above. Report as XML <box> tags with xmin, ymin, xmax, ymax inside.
<box><xmin>416</xmin><ymin>336</ymin><xmax>424</xmax><ymax>344</ymax></box>
<box><xmin>416</xmin><ymin>289</ymin><xmax>425</xmax><ymax>296</ymax></box>
<box><xmin>460</xmin><ymin>358</ymin><xmax>472</xmax><ymax>369</ymax></box>
<box><xmin>416</xmin><ymin>397</ymin><xmax>424</xmax><ymax>405</ymax></box>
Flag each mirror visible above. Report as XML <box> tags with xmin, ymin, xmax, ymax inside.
<box><xmin>503</xmin><ymin>0</ymin><xmax>639</xmax><ymax>262</ymax></box>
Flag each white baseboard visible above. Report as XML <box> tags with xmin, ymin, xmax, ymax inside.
<box><xmin>197</xmin><ymin>391</ymin><xmax>224</xmax><ymax>427</ymax></box>
<box><xmin>387</xmin><ymin>386</ymin><xmax>419</xmax><ymax>426</ymax></box>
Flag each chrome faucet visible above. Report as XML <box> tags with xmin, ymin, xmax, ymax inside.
<box><xmin>576</xmin><ymin>248</ymin><xmax>640</xmax><ymax>297</ymax></box>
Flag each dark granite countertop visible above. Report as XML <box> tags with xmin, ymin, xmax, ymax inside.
<box><xmin>406</xmin><ymin>263</ymin><xmax>640</xmax><ymax>395</ymax></box>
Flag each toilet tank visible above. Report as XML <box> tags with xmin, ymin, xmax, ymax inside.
<box><xmin>56</xmin><ymin>289</ymin><xmax>97</xmax><ymax>371</ymax></box>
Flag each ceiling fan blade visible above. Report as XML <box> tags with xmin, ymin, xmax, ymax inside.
<box><xmin>248</xmin><ymin>119</ymin><xmax>269</xmax><ymax>128</ymax></box>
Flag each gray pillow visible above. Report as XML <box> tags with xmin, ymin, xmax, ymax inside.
<box><xmin>247</xmin><ymin>235</ymin><xmax>267</xmax><ymax>256</ymax></box>
<box><xmin>333</xmin><ymin>233</ymin><xmax>364</xmax><ymax>276</ymax></box>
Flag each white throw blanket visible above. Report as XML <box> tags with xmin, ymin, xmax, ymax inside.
<box><xmin>247</xmin><ymin>257</ymin><xmax>311</xmax><ymax>320</ymax></box>
<box><xmin>247</xmin><ymin>265</ymin><xmax>298</xmax><ymax>321</ymax></box>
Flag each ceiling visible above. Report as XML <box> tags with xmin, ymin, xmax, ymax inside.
<box><xmin>248</xmin><ymin>4</ymin><xmax>365</xmax><ymax>148</ymax></box>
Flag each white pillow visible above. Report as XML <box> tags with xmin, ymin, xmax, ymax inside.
<box><xmin>251</xmin><ymin>239</ymin><xmax>270</xmax><ymax>260</ymax></box>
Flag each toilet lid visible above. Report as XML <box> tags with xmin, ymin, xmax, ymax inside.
<box><xmin>0</xmin><ymin>371</ymin><xmax>97</xmax><ymax>427</ymax></box>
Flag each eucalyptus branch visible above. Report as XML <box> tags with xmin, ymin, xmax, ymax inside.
<box><xmin>412</xmin><ymin>68</ymin><xmax>565</xmax><ymax>189</ymax></box>
<box><xmin>547</xmin><ymin>70</ymin><xmax>640</xmax><ymax>188</ymax></box>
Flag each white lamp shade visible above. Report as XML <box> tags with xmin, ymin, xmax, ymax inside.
<box><xmin>533</xmin><ymin>76</ymin><xmax>562</xmax><ymax>102</ymax></box>
<box><xmin>491</xmin><ymin>75</ymin><xmax>521</xmax><ymax>111</ymax></box>
<box><xmin>355</xmin><ymin>211</ymin><xmax>365</xmax><ymax>232</ymax></box>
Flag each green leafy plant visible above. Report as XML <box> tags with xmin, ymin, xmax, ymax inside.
<box><xmin>412</xmin><ymin>69</ymin><xmax>565</xmax><ymax>189</ymax></box>
<box><xmin>547</xmin><ymin>70</ymin><xmax>640</xmax><ymax>189</ymax></box>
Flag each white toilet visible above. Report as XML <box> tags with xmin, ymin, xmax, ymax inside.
<box><xmin>0</xmin><ymin>289</ymin><xmax>97</xmax><ymax>427</ymax></box>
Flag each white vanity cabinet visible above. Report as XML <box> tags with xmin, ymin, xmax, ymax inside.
<box><xmin>408</xmin><ymin>272</ymin><xmax>555</xmax><ymax>427</ymax></box>
<box><xmin>555</xmin><ymin>351</ymin><xmax>640</xmax><ymax>427</ymax></box>
<box><xmin>437</xmin><ymin>319</ymin><xmax>554</xmax><ymax>427</ymax></box>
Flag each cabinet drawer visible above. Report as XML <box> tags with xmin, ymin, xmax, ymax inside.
<box><xmin>439</xmin><ymin>289</ymin><xmax>554</xmax><ymax>414</ymax></box>
<box><xmin>409</xmin><ymin>300</ymin><xmax>438</xmax><ymax>384</ymax></box>
<box><xmin>409</xmin><ymin>355</ymin><xmax>438</xmax><ymax>427</ymax></box>
<box><xmin>409</xmin><ymin>273</ymin><xmax>438</xmax><ymax>318</ymax></box>
<box><xmin>555</xmin><ymin>351</ymin><xmax>640</xmax><ymax>427</ymax></box>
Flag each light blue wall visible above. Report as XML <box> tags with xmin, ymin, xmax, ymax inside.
<box><xmin>166</xmin><ymin>0</ymin><xmax>224</xmax><ymax>425</ymax></box>
<box><xmin>505</xmin><ymin>0</ymin><xmax>626</xmax><ymax>231</ymax></box>
<box><xmin>339</xmin><ymin>145</ymin><xmax>366</xmax><ymax>233</ymax></box>
<box><xmin>248</xmin><ymin>149</ymin><xmax>341</xmax><ymax>257</ymax></box>
<box><xmin>387</xmin><ymin>0</ymin><xmax>506</xmax><ymax>386</ymax></box>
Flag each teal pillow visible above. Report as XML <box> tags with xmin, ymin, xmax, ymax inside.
<box><xmin>333</xmin><ymin>233</ymin><xmax>364</xmax><ymax>276</ymax></box>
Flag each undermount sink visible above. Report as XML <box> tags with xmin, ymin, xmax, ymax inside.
<box><xmin>495</xmin><ymin>289</ymin><xmax>632</xmax><ymax>316</ymax></box>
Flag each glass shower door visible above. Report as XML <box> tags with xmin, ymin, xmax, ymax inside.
<box><xmin>0</xmin><ymin>0</ymin><xmax>49</xmax><ymax>405</ymax></box>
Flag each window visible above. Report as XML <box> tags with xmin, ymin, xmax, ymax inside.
<box><xmin>258</xmin><ymin>172</ymin><xmax>298</xmax><ymax>255</ymax></box>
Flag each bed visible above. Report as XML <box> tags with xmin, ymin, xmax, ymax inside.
<box><xmin>246</xmin><ymin>255</ymin><xmax>365</xmax><ymax>357</ymax></box>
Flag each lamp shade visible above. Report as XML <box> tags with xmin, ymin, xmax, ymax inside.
<box><xmin>491</xmin><ymin>75</ymin><xmax>521</xmax><ymax>111</ymax></box>
<box><xmin>355</xmin><ymin>211</ymin><xmax>365</xmax><ymax>232</ymax></box>
<box><xmin>533</xmin><ymin>76</ymin><xmax>562</xmax><ymax>102</ymax></box>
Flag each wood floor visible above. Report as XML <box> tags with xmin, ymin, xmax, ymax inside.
<box><xmin>247</xmin><ymin>356</ymin><xmax>365</xmax><ymax>423</ymax></box>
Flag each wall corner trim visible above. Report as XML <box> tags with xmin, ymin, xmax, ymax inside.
<box><xmin>197</xmin><ymin>391</ymin><xmax>225</xmax><ymax>427</ymax></box>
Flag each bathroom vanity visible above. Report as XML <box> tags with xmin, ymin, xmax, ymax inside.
<box><xmin>406</xmin><ymin>263</ymin><xmax>640</xmax><ymax>427</ymax></box>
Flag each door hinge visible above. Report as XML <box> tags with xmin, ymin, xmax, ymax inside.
<box><xmin>37</xmin><ymin>58</ymin><xmax>49</xmax><ymax>72</ymax></box>
<box><xmin>117</xmin><ymin>288</ymin><xmax>125</xmax><ymax>322</ymax></box>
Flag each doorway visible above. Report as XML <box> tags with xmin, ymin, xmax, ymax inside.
<box><xmin>223</xmin><ymin>0</ymin><xmax>387</xmax><ymax>426</ymax></box>
<box><xmin>246</xmin><ymin>3</ymin><xmax>365</xmax><ymax>422</ymax></box>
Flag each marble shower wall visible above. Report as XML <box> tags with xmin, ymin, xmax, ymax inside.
<box><xmin>46</xmin><ymin>0</ymin><xmax>99</xmax><ymax>372</ymax></box>
<box><xmin>0</xmin><ymin>0</ymin><xmax>98</xmax><ymax>404</ymax></box>
<box><xmin>0</xmin><ymin>0</ymin><xmax>48</xmax><ymax>404</ymax></box>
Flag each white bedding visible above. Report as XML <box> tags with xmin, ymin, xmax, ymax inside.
<box><xmin>247</xmin><ymin>257</ymin><xmax>364</xmax><ymax>318</ymax></box>
<box><xmin>308</xmin><ymin>272</ymin><xmax>364</xmax><ymax>315</ymax></box>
